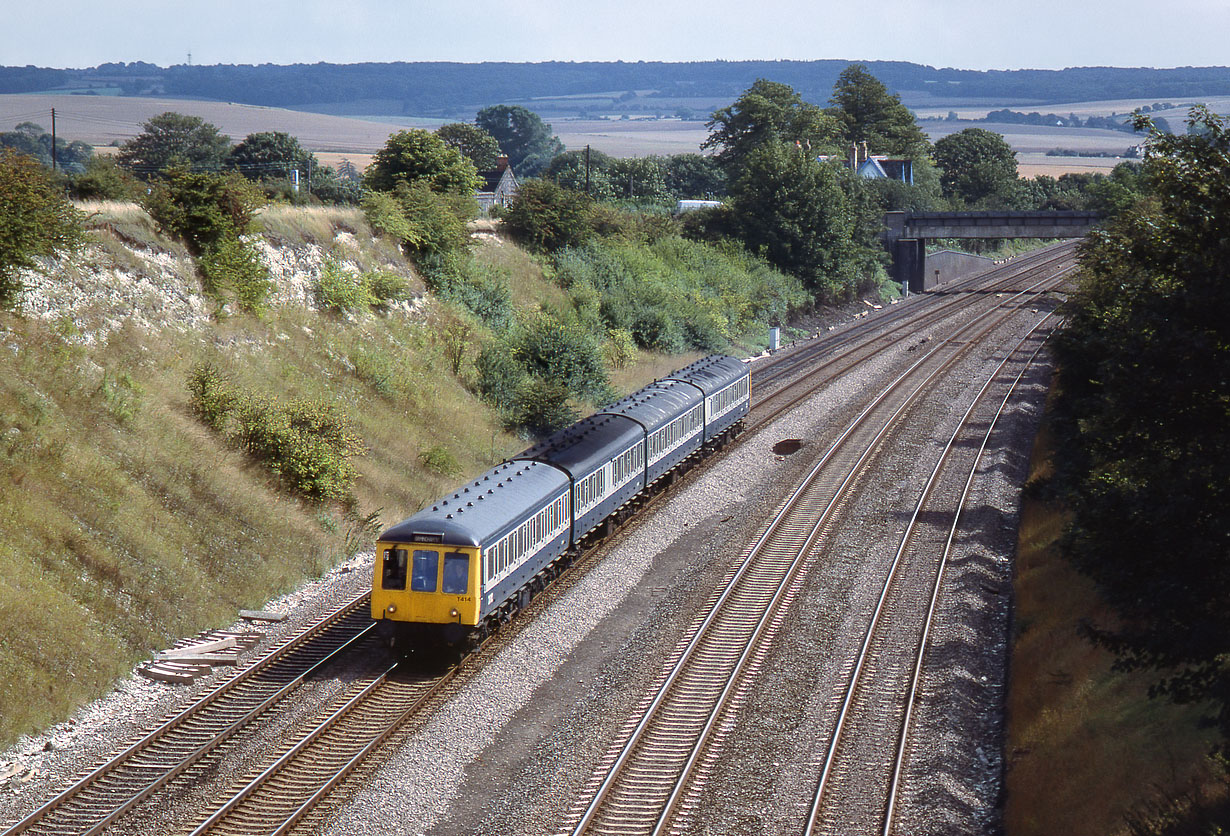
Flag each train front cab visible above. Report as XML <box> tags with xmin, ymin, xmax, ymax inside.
<box><xmin>372</xmin><ymin>539</ymin><xmax>482</xmax><ymax>646</ymax></box>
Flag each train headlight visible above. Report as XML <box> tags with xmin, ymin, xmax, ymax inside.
<box><xmin>450</xmin><ymin>608</ymin><xmax>459</xmax><ymax>618</ymax></box>
<box><xmin>386</xmin><ymin>604</ymin><xmax>397</xmax><ymax>614</ymax></box>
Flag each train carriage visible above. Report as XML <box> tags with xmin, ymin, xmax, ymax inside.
<box><xmin>599</xmin><ymin>380</ymin><xmax>705</xmax><ymax>485</ymax></box>
<box><xmin>372</xmin><ymin>354</ymin><xmax>750</xmax><ymax>653</ymax></box>
<box><xmin>664</xmin><ymin>354</ymin><xmax>750</xmax><ymax>442</ymax></box>
<box><xmin>513</xmin><ymin>414</ymin><xmax>645</xmax><ymax>544</ymax></box>
<box><xmin>373</xmin><ymin>459</ymin><xmax>570</xmax><ymax>646</ymax></box>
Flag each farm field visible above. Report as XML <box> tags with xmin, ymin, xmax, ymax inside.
<box><xmin>0</xmin><ymin>94</ymin><xmax>403</xmax><ymax>153</ymax></box>
<box><xmin>1</xmin><ymin>91</ymin><xmax>1216</xmax><ymax>175</ymax></box>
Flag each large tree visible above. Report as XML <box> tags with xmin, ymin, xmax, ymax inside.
<box><xmin>830</xmin><ymin>64</ymin><xmax>931</xmax><ymax>159</ymax></box>
<box><xmin>475</xmin><ymin>105</ymin><xmax>564</xmax><ymax>177</ymax></box>
<box><xmin>435</xmin><ymin>123</ymin><xmax>501</xmax><ymax>170</ymax></box>
<box><xmin>117</xmin><ymin>112</ymin><xmax>231</xmax><ymax>176</ymax></box>
<box><xmin>0</xmin><ymin>122</ymin><xmax>92</xmax><ymax>173</ymax></box>
<box><xmin>0</xmin><ymin>149</ymin><xmax>84</xmax><ymax>309</ymax></box>
<box><xmin>703</xmin><ymin>78</ymin><xmax>841</xmax><ymax>174</ymax></box>
<box><xmin>727</xmin><ymin>140</ymin><xmax>863</xmax><ymax>300</ymax></box>
<box><xmin>226</xmin><ymin>131</ymin><xmax>315</xmax><ymax>182</ymax></box>
<box><xmin>931</xmin><ymin>127</ymin><xmax>1019</xmax><ymax>207</ymax></box>
<box><xmin>1050</xmin><ymin>107</ymin><xmax>1230</xmax><ymax>746</ymax></box>
<box><xmin>364</xmin><ymin>129</ymin><xmax>480</xmax><ymax>195</ymax></box>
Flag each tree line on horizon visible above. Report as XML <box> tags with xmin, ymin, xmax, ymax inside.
<box><xmin>5</xmin><ymin>61</ymin><xmax>1230</xmax><ymax>116</ymax></box>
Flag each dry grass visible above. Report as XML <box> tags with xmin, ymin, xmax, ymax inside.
<box><xmin>257</xmin><ymin>204</ymin><xmax>368</xmax><ymax>247</ymax></box>
<box><xmin>1004</xmin><ymin>418</ymin><xmax>1222</xmax><ymax>836</ymax></box>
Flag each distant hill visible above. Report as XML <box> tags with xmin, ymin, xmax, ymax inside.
<box><xmin>4</xmin><ymin>61</ymin><xmax>1230</xmax><ymax>119</ymax></box>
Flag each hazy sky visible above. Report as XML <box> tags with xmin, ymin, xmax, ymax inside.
<box><xmin>4</xmin><ymin>0</ymin><xmax>1226</xmax><ymax>71</ymax></box>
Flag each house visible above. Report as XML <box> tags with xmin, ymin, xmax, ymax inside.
<box><xmin>818</xmin><ymin>143</ymin><xmax>914</xmax><ymax>185</ymax></box>
<box><xmin>475</xmin><ymin>155</ymin><xmax>518</xmax><ymax>212</ymax></box>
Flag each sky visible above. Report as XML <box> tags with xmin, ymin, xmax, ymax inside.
<box><xmin>3</xmin><ymin>0</ymin><xmax>1227</xmax><ymax>71</ymax></box>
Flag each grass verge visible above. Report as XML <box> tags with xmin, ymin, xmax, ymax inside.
<box><xmin>1004</xmin><ymin>412</ymin><xmax>1225</xmax><ymax>835</ymax></box>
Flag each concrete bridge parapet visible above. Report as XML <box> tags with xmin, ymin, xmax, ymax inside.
<box><xmin>882</xmin><ymin>210</ymin><xmax>1102</xmax><ymax>292</ymax></box>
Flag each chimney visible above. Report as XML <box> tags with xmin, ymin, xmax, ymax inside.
<box><xmin>496</xmin><ymin>155</ymin><xmax>509</xmax><ymax>172</ymax></box>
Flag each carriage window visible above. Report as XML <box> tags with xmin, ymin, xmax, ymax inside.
<box><xmin>442</xmin><ymin>552</ymin><xmax>469</xmax><ymax>594</ymax></box>
<box><xmin>410</xmin><ymin>549</ymin><xmax>439</xmax><ymax>592</ymax></box>
<box><xmin>381</xmin><ymin>548</ymin><xmax>408</xmax><ymax>590</ymax></box>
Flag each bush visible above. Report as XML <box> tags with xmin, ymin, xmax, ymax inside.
<box><xmin>419</xmin><ymin>252</ymin><xmax>512</xmax><ymax>330</ymax></box>
<box><xmin>317</xmin><ymin>259</ymin><xmax>373</xmax><ymax>313</ymax></box>
<box><xmin>552</xmin><ymin>236</ymin><xmax>806</xmax><ymax>352</ymax></box>
<box><xmin>197</xmin><ymin>237</ymin><xmax>272</xmax><ymax>313</ymax></box>
<box><xmin>362</xmin><ymin>181</ymin><xmax>475</xmax><ymax>261</ymax></box>
<box><xmin>512</xmin><ymin>378</ymin><xmax>578</xmax><ymax>438</ymax></box>
<box><xmin>186</xmin><ymin>365</ymin><xmax>366</xmax><ymax>501</ymax></box>
<box><xmin>502</xmin><ymin>180</ymin><xmax>594</xmax><ymax>253</ymax></box>
<box><xmin>0</xmin><ymin>149</ymin><xmax>85</xmax><ymax>310</ymax></box>
<box><xmin>142</xmin><ymin>167</ymin><xmax>265</xmax><ymax>256</ymax></box>
<box><xmin>365</xmin><ymin>270</ymin><xmax>411</xmax><ymax>307</ymax></box>
<box><xmin>511</xmin><ymin>311</ymin><xmax>613</xmax><ymax>403</ymax></box>
<box><xmin>419</xmin><ymin>445</ymin><xmax>460</xmax><ymax>477</ymax></box>
<box><xmin>475</xmin><ymin>341</ymin><xmax>526</xmax><ymax>412</ymax></box>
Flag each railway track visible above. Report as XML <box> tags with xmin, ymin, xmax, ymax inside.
<box><xmin>1</xmin><ymin>594</ymin><xmax>375</xmax><ymax>836</ymax></box>
<box><xmin>185</xmin><ymin>660</ymin><xmax>452</xmax><ymax>836</ymax></box>
<box><xmin>747</xmin><ymin>242</ymin><xmax>1074</xmax><ymax>431</ymax></box>
<box><xmin>558</xmin><ymin>264</ymin><xmax>1069</xmax><ymax>835</ymax></box>
<box><xmin>750</xmin><ymin>241</ymin><xmax>1073</xmax><ymax>391</ymax></box>
<box><xmin>805</xmin><ymin>317</ymin><xmax>1057</xmax><ymax>836</ymax></box>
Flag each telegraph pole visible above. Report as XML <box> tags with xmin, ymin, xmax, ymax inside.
<box><xmin>585</xmin><ymin>145</ymin><xmax>591</xmax><ymax>195</ymax></box>
<box><xmin>50</xmin><ymin>108</ymin><xmax>56</xmax><ymax>172</ymax></box>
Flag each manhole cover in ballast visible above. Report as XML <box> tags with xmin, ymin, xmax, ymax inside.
<box><xmin>772</xmin><ymin>439</ymin><xmax>804</xmax><ymax>455</ymax></box>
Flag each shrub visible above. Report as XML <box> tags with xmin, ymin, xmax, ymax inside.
<box><xmin>142</xmin><ymin>167</ymin><xmax>264</xmax><ymax>256</ymax></box>
<box><xmin>512</xmin><ymin>311</ymin><xmax>613</xmax><ymax>403</ymax></box>
<box><xmin>502</xmin><ymin>180</ymin><xmax>594</xmax><ymax>253</ymax></box>
<box><xmin>419</xmin><ymin>253</ymin><xmax>512</xmax><ymax>330</ymax></box>
<box><xmin>197</xmin><ymin>237</ymin><xmax>273</xmax><ymax>313</ymax></box>
<box><xmin>512</xmin><ymin>378</ymin><xmax>577</xmax><ymax>438</ymax></box>
<box><xmin>475</xmin><ymin>341</ymin><xmax>526</xmax><ymax>412</ymax></box>
<box><xmin>419</xmin><ymin>445</ymin><xmax>460</xmax><ymax>477</ymax></box>
<box><xmin>317</xmin><ymin>259</ymin><xmax>373</xmax><ymax>313</ymax></box>
<box><xmin>186</xmin><ymin>365</ymin><xmax>366</xmax><ymax>501</ymax></box>
<box><xmin>606</xmin><ymin>328</ymin><xmax>638</xmax><ymax>370</ymax></box>
<box><xmin>365</xmin><ymin>270</ymin><xmax>411</xmax><ymax>307</ymax></box>
<box><xmin>188</xmin><ymin>362</ymin><xmax>238</xmax><ymax>431</ymax></box>
<box><xmin>362</xmin><ymin>181</ymin><xmax>475</xmax><ymax>261</ymax></box>
<box><xmin>0</xmin><ymin>149</ymin><xmax>85</xmax><ymax>310</ymax></box>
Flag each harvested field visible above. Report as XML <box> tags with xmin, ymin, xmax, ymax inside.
<box><xmin>0</xmin><ymin>94</ymin><xmax>400</xmax><ymax>153</ymax></box>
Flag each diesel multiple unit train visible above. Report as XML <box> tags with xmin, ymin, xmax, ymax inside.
<box><xmin>371</xmin><ymin>354</ymin><xmax>751</xmax><ymax>650</ymax></box>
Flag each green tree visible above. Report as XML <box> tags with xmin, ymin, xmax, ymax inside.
<box><xmin>829</xmin><ymin>64</ymin><xmax>931</xmax><ymax>159</ymax></box>
<box><xmin>142</xmin><ymin>167</ymin><xmax>271</xmax><ymax>311</ymax></box>
<box><xmin>931</xmin><ymin>127</ymin><xmax>1020</xmax><ymax>208</ymax></box>
<box><xmin>117</xmin><ymin>112</ymin><xmax>231</xmax><ymax>176</ymax></box>
<box><xmin>363</xmin><ymin>129</ymin><xmax>480</xmax><ymax>195</ymax></box>
<box><xmin>663</xmin><ymin>153</ymin><xmax>727</xmax><ymax>199</ymax></box>
<box><xmin>542</xmin><ymin>149</ymin><xmax>617</xmax><ymax>200</ymax></box>
<box><xmin>703</xmin><ymin>78</ymin><xmax>841</xmax><ymax>174</ymax></box>
<box><xmin>435</xmin><ymin>123</ymin><xmax>501</xmax><ymax>170</ymax></box>
<box><xmin>475</xmin><ymin>105</ymin><xmax>564</xmax><ymax>177</ymax></box>
<box><xmin>502</xmin><ymin>180</ymin><xmax>595</xmax><ymax>253</ymax></box>
<box><xmin>226</xmin><ymin>131</ymin><xmax>315</xmax><ymax>183</ymax></box>
<box><xmin>142</xmin><ymin>167</ymin><xmax>265</xmax><ymax>255</ymax></box>
<box><xmin>0</xmin><ymin>149</ymin><xmax>84</xmax><ymax>310</ymax></box>
<box><xmin>70</xmin><ymin>155</ymin><xmax>142</xmax><ymax>201</ymax></box>
<box><xmin>0</xmin><ymin>122</ymin><xmax>92</xmax><ymax>173</ymax></box>
<box><xmin>1050</xmin><ymin>107</ymin><xmax>1230</xmax><ymax>747</ymax></box>
<box><xmin>727</xmin><ymin>140</ymin><xmax>865</xmax><ymax>301</ymax></box>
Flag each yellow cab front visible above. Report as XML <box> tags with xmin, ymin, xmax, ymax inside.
<box><xmin>371</xmin><ymin>541</ymin><xmax>481</xmax><ymax>627</ymax></box>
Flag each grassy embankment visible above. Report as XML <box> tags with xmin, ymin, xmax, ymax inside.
<box><xmin>1005</xmin><ymin>413</ymin><xmax>1225</xmax><ymax>835</ymax></box>
<box><xmin>0</xmin><ymin>203</ymin><xmax>698</xmax><ymax>749</ymax></box>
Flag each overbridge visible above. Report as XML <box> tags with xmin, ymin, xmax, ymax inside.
<box><xmin>883</xmin><ymin>210</ymin><xmax>1103</xmax><ymax>292</ymax></box>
